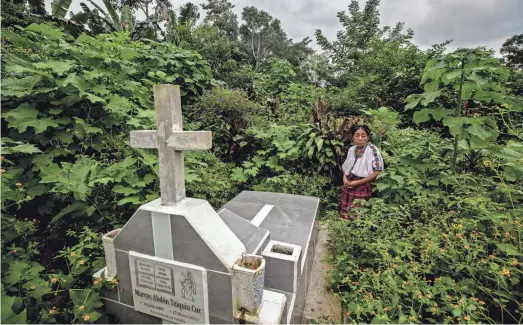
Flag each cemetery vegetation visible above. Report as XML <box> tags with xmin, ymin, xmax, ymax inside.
<box><xmin>1</xmin><ymin>0</ymin><xmax>522</xmax><ymax>323</ymax></box>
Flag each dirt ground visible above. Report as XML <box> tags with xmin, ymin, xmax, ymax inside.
<box><xmin>302</xmin><ymin>222</ymin><xmax>342</xmax><ymax>324</ymax></box>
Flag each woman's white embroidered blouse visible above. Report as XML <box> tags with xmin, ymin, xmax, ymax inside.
<box><xmin>341</xmin><ymin>144</ymin><xmax>384</xmax><ymax>178</ymax></box>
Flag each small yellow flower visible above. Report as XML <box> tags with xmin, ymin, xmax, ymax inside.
<box><xmin>479</xmin><ymin>301</ymin><xmax>485</xmax><ymax>305</ymax></box>
<box><xmin>483</xmin><ymin>160</ymin><xmax>491</xmax><ymax>168</ymax></box>
<box><xmin>70</xmin><ymin>252</ymin><xmax>76</xmax><ymax>256</ymax></box>
<box><xmin>30</xmin><ymin>285</ymin><xmax>36</xmax><ymax>289</ymax></box>
<box><xmin>52</xmin><ymin>306</ymin><xmax>57</xmax><ymax>310</ymax></box>
<box><xmin>503</xmin><ymin>269</ymin><xmax>510</xmax><ymax>277</ymax></box>
<box><xmin>112</xmin><ymin>279</ymin><xmax>117</xmax><ymax>284</ymax></box>
<box><xmin>51</xmin><ymin>278</ymin><xmax>57</xmax><ymax>283</ymax></box>
<box><xmin>464</xmin><ymin>245</ymin><xmax>470</xmax><ymax>249</ymax></box>
<box><xmin>18</xmin><ymin>188</ymin><xmax>24</xmax><ymax>191</ymax></box>
<box><xmin>464</xmin><ymin>315</ymin><xmax>471</xmax><ymax>321</ymax></box>
<box><xmin>417</xmin><ymin>292</ymin><xmax>423</xmax><ymax>299</ymax></box>
<box><xmin>15</xmin><ymin>182</ymin><xmax>22</xmax><ymax>187</ymax></box>
<box><xmin>93</xmin><ymin>280</ymin><xmax>99</xmax><ymax>285</ymax></box>
<box><xmin>79</xmin><ymin>260</ymin><xmax>84</xmax><ymax>265</ymax></box>
<box><xmin>511</xmin><ymin>260</ymin><xmax>519</xmax><ymax>266</ymax></box>
<box><xmin>457</xmin><ymin>233</ymin><xmax>463</xmax><ymax>239</ymax></box>
<box><xmin>79</xmin><ymin>306</ymin><xmax>85</xmax><ymax>311</ymax></box>
<box><xmin>430</xmin><ymin>307</ymin><xmax>436</xmax><ymax>312</ymax></box>
<box><xmin>440</xmin><ymin>248</ymin><xmax>445</xmax><ymax>252</ymax></box>
<box><xmin>49</xmin><ymin>309</ymin><xmax>55</xmax><ymax>314</ymax></box>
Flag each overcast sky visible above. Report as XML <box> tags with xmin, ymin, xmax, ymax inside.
<box><xmin>47</xmin><ymin>0</ymin><xmax>522</xmax><ymax>55</ymax></box>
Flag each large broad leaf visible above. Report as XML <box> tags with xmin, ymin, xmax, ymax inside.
<box><xmin>34</xmin><ymin>60</ymin><xmax>75</xmax><ymax>76</ymax></box>
<box><xmin>1</xmin><ymin>295</ymin><xmax>27</xmax><ymax>324</ymax></box>
<box><xmin>467</xmin><ymin>122</ymin><xmax>496</xmax><ymax>141</ymax></box>
<box><xmin>404</xmin><ymin>94</ymin><xmax>422</xmax><ymax>110</ymax></box>
<box><xmin>25</xmin><ymin>23</ymin><xmax>63</xmax><ymax>40</ymax></box>
<box><xmin>1</xmin><ymin>31</ymin><xmax>41</xmax><ymax>50</ymax></box>
<box><xmin>1</xmin><ymin>76</ymin><xmax>42</xmax><ymax>97</ymax></box>
<box><xmin>50</xmin><ymin>0</ymin><xmax>72</xmax><ymax>18</ymax></box>
<box><xmin>413</xmin><ymin>108</ymin><xmax>453</xmax><ymax>124</ymax></box>
<box><xmin>470</xmin><ymin>71</ymin><xmax>488</xmax><ymax>86</ymax></box>
<box><xmin>460</xmin><ymin>81</ymin><xmax>477</xmax><ymax>101</ymax></box>
<box><xmin>496</xmin><ymin>243</ymin><xmax>522</xmax><ymax>256</ymax></box>
<box><xmin>2</xmin><ymin>103</ymin><xmax>60</xmax><ymax>134</ymax></box>
<box><xmin>2</xmin><ymin>143</ymin><xmax>42</xmax><ymax>154</ymax></box>
<box><xmin>420</xmin><ymin>90</ymin><xmax>442</xmax><ymax>106</ymax></box>
<box><xmin>102</xmin><ymin>0</ymin><xmax>122</xmax><ymax>31</ymax></box>
<box><xmin>442</xmin><ymin>117</ymin><xmax>469</xmax><ymax>138</ymax></box>
<box><xmin>50</xmin><ymin>202</ymin><xmax>91</xmax><ymax>224</ymax></box>
<box><xmin>121</xmin><ymin>5</ymin><xmax>133</xmax><ymax>30</ymax></box>
<box><xmin>474</xmin><ymin>89</ymin><xmax>504</xmax><ymax>103</ymax></box>
<box><xmin>441</xmin><ymin>69</ymin><xmax>462</xmax><ymax>85</ymax></box>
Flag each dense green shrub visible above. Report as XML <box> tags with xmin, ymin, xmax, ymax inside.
<box><xmin>0</xmin><ymin>24</ymin><xmax>216</xmax><ymax>323</ymax></box>
<box><xmin>196</xmin><ymin>86</ymin><xmax>266</xmax><ymax>160</ymax></box>
<box><xmin>327</xmin><ymin>124</ymin><xmax>523</xmax><ymax>324</ymax></box>
<box><xmin>1</xmin><ymin>24</ymin><xmax>213</xmax><ymax>228</ymax></box>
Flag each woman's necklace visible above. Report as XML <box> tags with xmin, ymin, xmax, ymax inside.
<box><xmin>355</xmin><ymin>145</ymin><xmax>366</xmax><ymax>158</ymax></box>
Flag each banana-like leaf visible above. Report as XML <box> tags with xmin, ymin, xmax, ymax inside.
<box><xmin>79</xmin><ymin>2</ymin><xmax>91</xmax><ymax>13</ymax></box>
<box><xmin>87</xmin><ymin>0</ymin><xmax>107</xmax><ymax>17</ymax></box>
<box><xmin>102</xmin><ymin>0</ymin><xmax>122</xmax><ymax>31</ymax></box>
<box><xmin>121</xmin><ymin>5</ymin><xmax>133</xmax><ymax>31</ymax></box>
<box><xmin>51</xmin><ymin>0</ymin><xmax>72</xmax><ymax>18</ymax></box>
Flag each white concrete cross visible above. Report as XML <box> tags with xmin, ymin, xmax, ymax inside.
<box><xmin>130</xmin><ymin>84</ymin><xmax>212</xmax><ymax>206</ymax></box>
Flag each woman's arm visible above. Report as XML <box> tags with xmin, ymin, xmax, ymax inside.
<box><xmin>348</xmin><ymin>170</ymin><xmax>381</xmax><ymax>187</ymax></box>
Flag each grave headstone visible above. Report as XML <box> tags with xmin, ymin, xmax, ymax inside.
<box><xmin>96</xmin><ymin>84</ymin><xmax>320</xmax><ymax>324</ymax></box>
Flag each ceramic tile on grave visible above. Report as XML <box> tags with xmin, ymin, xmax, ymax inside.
<box><xmin>129</xmin><ymin>251</ymin><xmax>209</xmax><ymax>324</ymax></box>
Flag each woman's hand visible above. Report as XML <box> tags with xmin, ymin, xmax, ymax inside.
<box><xmin>343</xmin><ymin>174</ymin><xmax>349</xmax><ymax>185</ymax></box>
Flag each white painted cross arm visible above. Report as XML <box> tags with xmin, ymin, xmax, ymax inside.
<box><xmin>130</xmin><ymin>130</ymin><xmax>212</xmax><ymax>151</ymax></box>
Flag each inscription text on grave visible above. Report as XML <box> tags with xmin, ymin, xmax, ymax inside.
<box><xmin>129</xmin><ymin>251</ymin><xmax>209</xmax><ymax>324</ymax></box>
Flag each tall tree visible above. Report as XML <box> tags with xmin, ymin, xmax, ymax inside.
<box><xmin>165</xmin><ymin>2</ymin><xmax>200</xmax><ymax>45</ymax></box>
<box><xmin>239</xmin><ymin>6</ymin><xmax>290</xmax><ymax>70</ymax></box>
<box><xmin>315</xmin><ymin>0</ymin><xmax>413</xmax><ymax>68</ymax></box>
<box><xmin>501</xmin><ymin>34</ymin><xmax>523</xmax><ymax>70</ymax></box>
<box><xmin>201</xmin><ymin>0</ymin><xmax>238</xmax><ymax>40</ymax></box>
<box><xmin>124</xmin><ymin>0</ymin><xmax>171</xmax><ymax>24</ymax></box>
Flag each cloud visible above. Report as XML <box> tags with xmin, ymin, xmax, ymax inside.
<box><xmin>45</xmin><ymin>0</ymin><xmax>522</xmax><ymax>54</ymax></box>
<box><xmin>229</xmin><ymin>0</ymin><xmax>522</xmax><ymax>54</ymax></box>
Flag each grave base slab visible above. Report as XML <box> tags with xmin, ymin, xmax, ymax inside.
<box><xmin>233</xmin><ymin>290</ymin><xmax>286</xmax><ymax>324</ymax></box>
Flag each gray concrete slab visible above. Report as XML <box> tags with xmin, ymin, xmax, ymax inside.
<box><xmin>170</xmin><ymin>214</ymin><xmax>229</xmax><ymax>273</ymax></box>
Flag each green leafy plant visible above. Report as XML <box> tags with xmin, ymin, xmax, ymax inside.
<box><xmin>405</xmin><ymin>48</ymin><xmax>510</xmax><ymax>172</ymax></box>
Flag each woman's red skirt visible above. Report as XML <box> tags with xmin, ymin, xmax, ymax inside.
<box><xmin>339</xmin><ymin>174</ymin><xmax>372</xmax><ymax>220</ymax></box>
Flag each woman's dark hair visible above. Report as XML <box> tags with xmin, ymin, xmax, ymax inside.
<box><xmin>350</xmin><ymin>124</ymin><xmax>371</xmax><ymax>137</ymax></box>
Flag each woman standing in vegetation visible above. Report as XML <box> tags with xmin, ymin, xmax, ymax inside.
<box><xmin>339</xmin><ymin>125</ymin><xmax>384</xmax><ymax>220</ymax></box>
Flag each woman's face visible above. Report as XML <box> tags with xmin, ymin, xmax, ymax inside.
<box><xmin>353</xmin><ymin>129</ymin><xmax>369</xmax><ymax>146</ymax></box>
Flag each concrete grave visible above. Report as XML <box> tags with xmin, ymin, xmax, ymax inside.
<box><xmin>96</xmin><ymin>84</ymin><xmax>320</xmax><ymax>324</ymax></box>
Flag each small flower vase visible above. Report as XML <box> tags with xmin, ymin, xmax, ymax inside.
<box><xmin>102</xmin><ymin>229</ymin><xmax>121</xmax><ymax>280</ymax></box>
<box><xmin>231</xmin><ymin>254</ymin><xmax>265</xmax><ymax>313</ymax></box>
